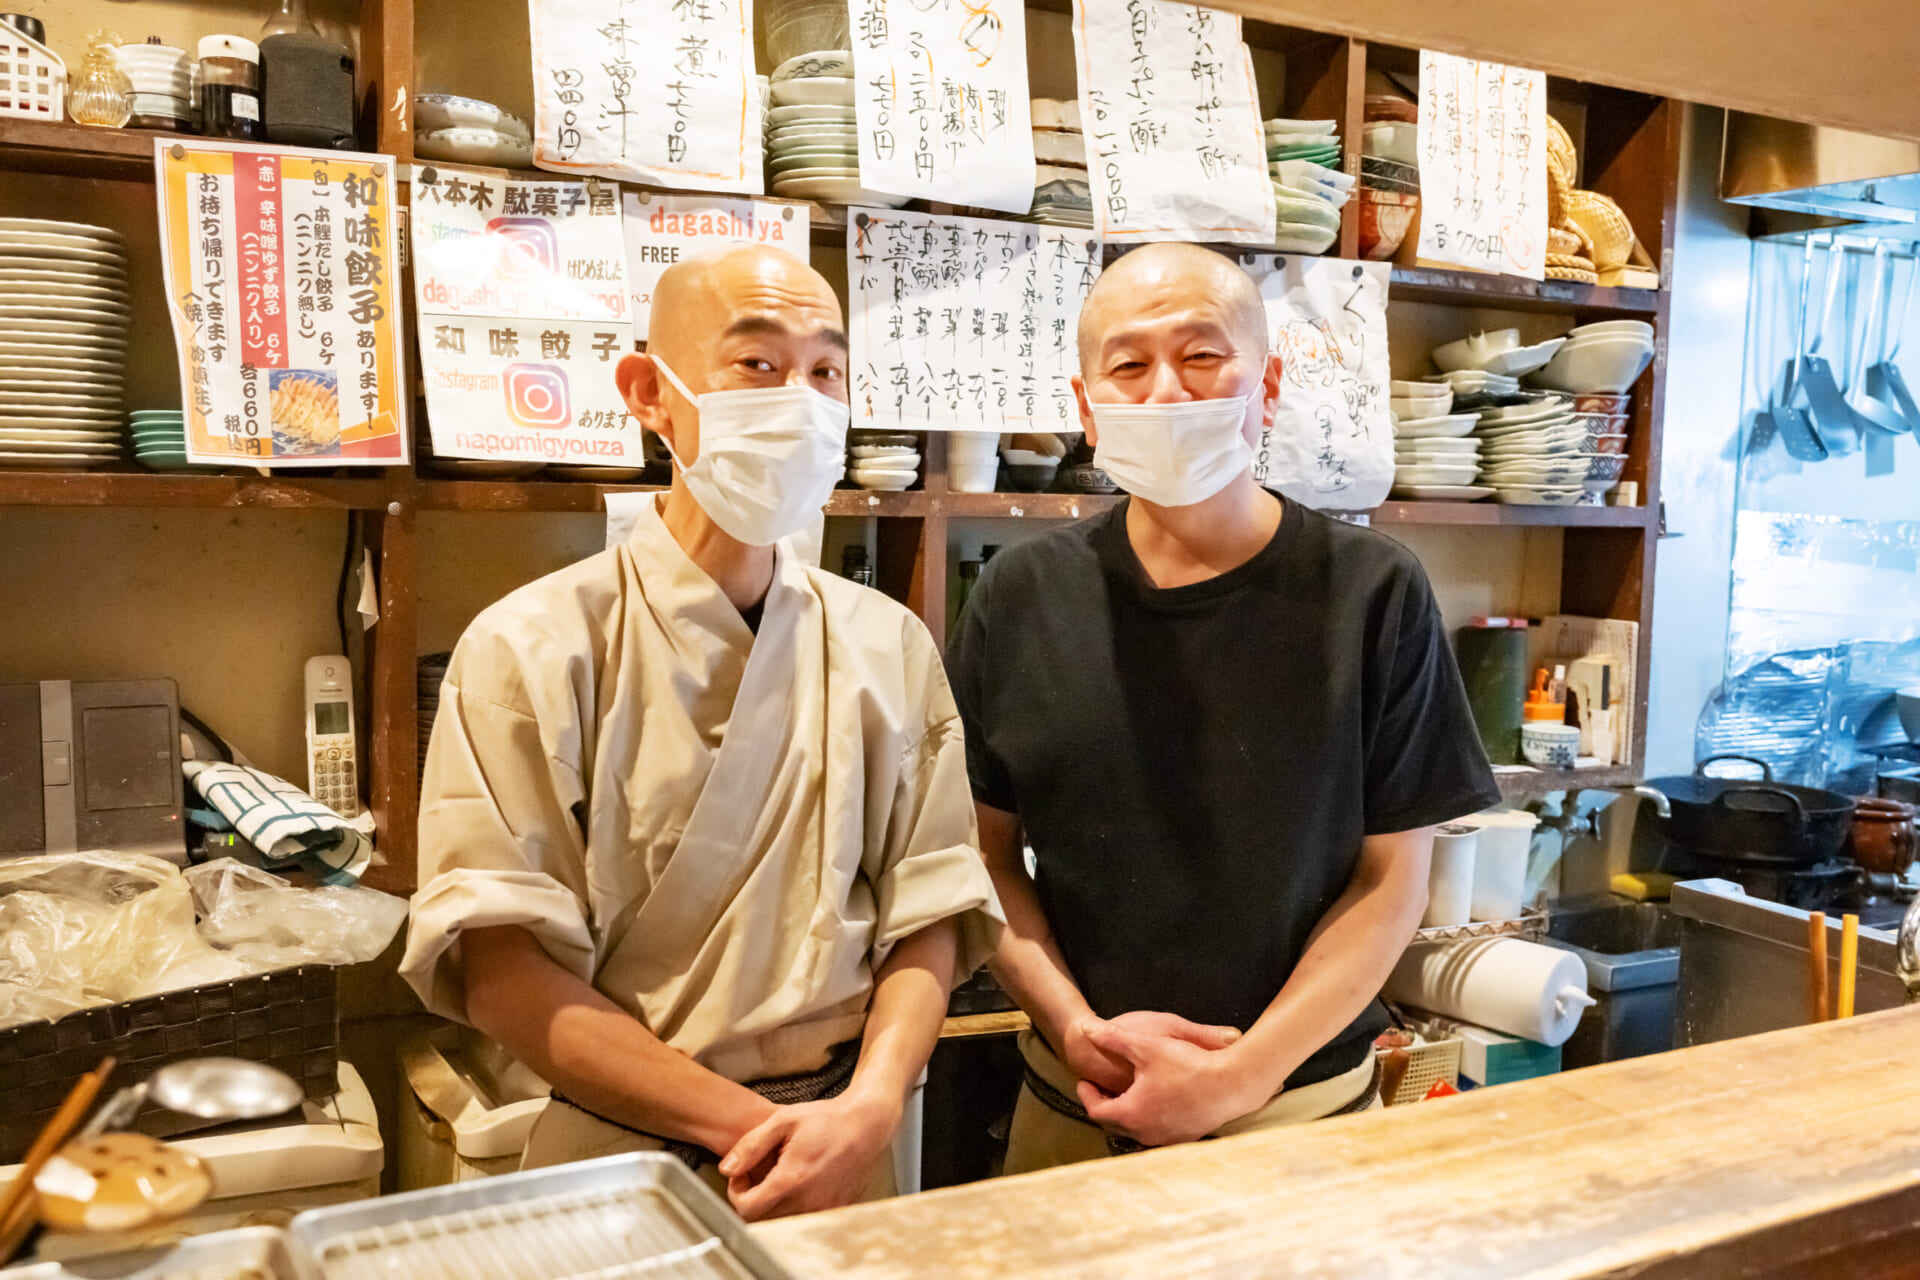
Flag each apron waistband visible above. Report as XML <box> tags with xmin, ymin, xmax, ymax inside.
<box><xmin>550</xmin><ymin>1038</ymin><xmax>862</xmax><ymax>1169</ymax></box>
<box><xmin>1020</xmin><ymin>1033</ymin><xmax>1380</xmax><ymax>1155</ymax></box>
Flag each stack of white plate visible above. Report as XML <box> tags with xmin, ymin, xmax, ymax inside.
<box><xmin>766</xmin><ymin>51</ymin><xmax>904</xmax><ymax>207</ymax></box>
<box><xmin>1423</xmin><ymin>368</ymin><xmax>1520</xmax><ymax>411</ymax></box>
<box><xmin>847</xmin><ymin>432</ymin><xmax>919</xmax><ymax>491</ymax></box>
<box><xmin>1391</xmin><ymin>409</ymin><xmax>1486</xmax><ymax>500</ymax></box>
<box><xmin>1471</xmin><ymin>393</ymin><xmax>1622</xmax><ymax>503</ymax></box>
<box><xmin>0</xmin><ymin>218</ymin><xmax>129</xmax><ymax>471</ymax></box>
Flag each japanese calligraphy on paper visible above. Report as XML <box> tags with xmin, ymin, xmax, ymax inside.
<box><xmin>848</xmin><ymin>0</ymin><xmax>1035</xmax><ymax>213</ymax></box>
<box><xmin>1239</xmin><ymin>255</ymin><xmax>1393</xmax><ymax>510</ymax></box>
<box><xmin>848</xmin><ymin>208</ymin><xmax>1101</xmax><ymax>432</ymax></box>
<box><xmin>409</xmin><ymin>166</ymin><xmax>642</xmax><ymax>465</ymax></box>
<box><xmin>1416</xmin><ymin>51</ymin><xmax>1547</xmax><ymax>280</ymax></box>
<box><xmin>155</xmin><ymin>139</ymin><xmax>407</xmax><ymax>467</ymax></box>
<box><xmin>529</xmin><ymin>0</ymin><xmax>762</xmax><ymax>194</ymax></box>
<box><xmin>622</xmin><ymin>192</ymin><xmax>810</xmax><ymax>329</ymax></box>
<box><xmin>1072</xmin><ymin>0</ymin><xmax>1275</xmax><ymax>243</ymax></box>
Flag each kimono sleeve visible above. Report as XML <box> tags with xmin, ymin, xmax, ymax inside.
<box><xmin>399</xmin><ymin>665</ymin><xmax>596</xmax><ymax>1024</ymax></box>
<box><xmin>868</xmin><ymin>631</ymin><xmax>1006</xmax><ymax>986</ymax></box>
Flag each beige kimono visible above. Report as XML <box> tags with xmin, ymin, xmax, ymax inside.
<box><xmin>400</xmin><ymin>497</ymin><xmax>1002</xmax><ymax>1169</ymax></box>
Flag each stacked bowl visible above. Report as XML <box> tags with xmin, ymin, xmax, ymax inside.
<box><xmin>129</xmin><ymin>409</ymin><xmax>190</xmax><ymax>470</ymax></box>
<box><xmin>1358</xmin><ymin>100</ymin><xmax>1419</xmax><ymax>260</ymax></box>
<box><xmin>113</xmin><ymin>40</ymin><xmax>192</xmax><ymax>131</ymax></box>
<box><xmin>413</xmin><ymin>94</ymin><xmax>534</xmax><ymax>168</ymax></box>
<box><xmin>766</xmin><ymin>51</ymin><xmax>904</xmax><ymax>207</ymax></box>
<box><xmin>1030</xmin><ymin>99</ymin><xmax>1092</xmax><ymax>228</ymax></box>
<box><xmin>1527</xmin><ymin>320</ymin><xmax>1655</xmax><ymax>396</ymax></box>
<box><xmin>0</xmin><ymin>218</ymin><xmax>129</xmax><ymax>470</ymax></box>
<box><xmin>1390</xmin><ymin>382</ymin><xmax>1485</xmax><ymax>500</ymax></box>
<box><xmin>1265</xmin><ymin>118</ymin><xmax>1347</xmax><ymax>254</ymax></box>
<box><xmin>847</xmin><ymin>430</ymin><xmax>919</xmax><ymax>490</ymax></box>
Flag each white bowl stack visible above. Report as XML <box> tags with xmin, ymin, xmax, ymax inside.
<box><xmin>766</xmin><ymin>51</ymin><xmax>905</xmax><ymax>207</ymax></box>
<box><xmin>113</xmin><ymin>41</ymin><xmax>192</xmax><ymax>130</ymax></box>
<box><xmin>414</xmin><ymin>94</ymin><xmax>534</xmax><ymax>168</ymax></box>
<box><xmin>1390</xmin><ymin>381</ymin><xmax>1487</xmax><ymax>500</ymax></box>
<box><xmin>1265</xmin><ymin>118</ymin><xmax>1348</xmax><ymax>255</ymax></box>
<box><xmin>1030</xmin><ymin>99</ymin><xmax>1092</xmax><ymax>228</ymax></box>
<box><xmin>847</xmin><ymin>430</ymin><xmax>919</xmax><ymax>491</ymax></box>
<box><xmin>1526</xmin><ymin>320</ymin><xmax>1655</xmax><ymax>395</ymax></box>
<box><xmin>0</xmin><ymin>218</ymin><xmax>129</xmax><ymax>471</ymax></box>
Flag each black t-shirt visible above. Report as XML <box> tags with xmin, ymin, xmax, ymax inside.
<box><xmin>947</xmin><ymin>495</ymin><xmax>1500</xmax><ymax>1088</ymax></box>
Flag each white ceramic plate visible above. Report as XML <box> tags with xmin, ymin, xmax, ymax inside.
<box><xmin>775</xmin><ymin>166</ymin><xmax>862</xmax><ymax>183</ymax></box>
<box><xmin>0</xmin><ymin>426</ymin><xmax>121</xmax><ymax>444</ymax></box>
<box><xmin>0</xmin><ymin>436</ymin><xmax>120</xmax><ymax>454</ymax></box>
<box><xmin>1389</xmin><ymin>484</ymin><xmax>1493</xmax><ymax>502</ymax></box>
<box><xmin>0</xmin><ymin>450</ymin><xmax>116</xmax><ymax>468</ymax></box>
<box><xmin>1426</xmin><ymin>370</ymin><xmax>1519</xmax><ymax>391</ymax></box>
<box><xmin>1395</xmin><ymin>466</ymin><xmax>1480</xmax><ymax>486</ymax></box>
<box><xmin>1392</xmin><ymin>413</ymin><xmax>1478</xmax><ymax>438</ymax></box>
<box><xmin>415</xmin><ymin>128</ymin><xmax>534</xmax><ymax>169</ymax></box>
<box><xmin>769</xmin><ymin>104</ymin><xmax>856</xmax><ymax>125</ymax></box>
<box><xmin>0</xmin><ymin>346</ymin><xmax>121</xmax><ymax>370</ymax></box>
<box><xmin>769</xmin><ymin>127</ymin><xmax>860</xmax><ymax>147</ymax></box>
<box><xmin>771</xmin><ymin>51</ymin><xmax>854</xmax><ymax>82</ymax></box>
<box><xmin>770</xmin><ymin>152</ymin><xmax>858</xmax><ymax>175</ymax></box>
<box><xmin>0</xmin><ymin>411</ymin><xmax>121</xmax><ymax>428</ymax></box>
<box><xmin>0</xmin><ymin>279</ymin><xmax>127</xmax><ymax>303</ymax></box>
<box><xmin>0</xmin><ymin>235</ymin><xmax>127</xmax><ymax>263</ymax></box>
<box><xmin>0</xmin><ymin>256</ymin><xmax>126</xmax><ymax>278</ymax></box>
<box><xmin>414</xmin><ymin>94</ymin><xmax>532</xmax><ymax>140</ymax></box>
<box><xmin>1477</xmin><ymin>338</ymin><xmax>1569</xmax><ymax>379</ymax></box>
<box><xmin>770</xmin><ymin>77</ymin><xmax>855</xmax><ymax>107</ymax></box>
<box><xmin>0</xmin><ymin>364</ymin><xmax>123</xmax><ymax>383</ymax></box>
<box><xmin>1494</xmin><ymin>487</ymin><xmax>1584</xmax><ymax>506</ymax></box>
<box><xmin>850</xmin><ymin>445</ymin><xmax>919</xmax><ymax>459</ymax></box>
<box><xmin>0</xmin><ymin>300</ymin><xmax>132</xmax><ymax>321</ymax></box>
<box><xmin>848</xmin><ymin>469</ymin><xmax>915</xmax><ymax>490</ymax></box>
<box><xmin>0</xmin><ymin>318</ymin><xmax>127</xmax><ymax>339</ymax></box>
<box><xmin>1477</xmin><ymin>401</ymin><xmax>1571</xmax><ymax>426</ymax></box>
<box><xmin>0</xmin><ymin>219</ymin><xmax>123</xmax><ymax>242</ymax></box>
<box><xmin>850</xmin><ymin>455</ymin><xmax>920</xmax><ymax>473</ymax></box>
<box><xmin>771</xmin><ymin>177</ymin><xmax>909</xmax><ymax>206</ymax></box>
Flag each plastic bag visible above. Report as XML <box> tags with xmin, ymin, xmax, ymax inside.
<box><xmin>0</xmin><ymin>852</ymin><xmax>247</xmax><ymax>1030</ymax></box>
<box><xmin>186</xmin><ymin>860</ymin><xmax>407</xmax><ymax>970</ymax></box>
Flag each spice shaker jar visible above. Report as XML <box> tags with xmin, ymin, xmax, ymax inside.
<box><xmin>198</xmin><ymin>35</ymin><xmax>263</xmax><ymax>140</ymax></box>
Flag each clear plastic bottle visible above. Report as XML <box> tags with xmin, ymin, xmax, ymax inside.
<box><xmin>68</xmin><ymin>30</ymin><xmax>133</xmax><ymax>128</ymax></box>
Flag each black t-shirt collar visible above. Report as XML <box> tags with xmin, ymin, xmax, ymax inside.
<box><xmin>1097</xmin><ymin>490</ymin><xmax>1301</xmax><ymax>611</ymax></box>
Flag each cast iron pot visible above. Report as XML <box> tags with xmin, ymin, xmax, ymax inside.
<box><xmin>1633</xmin><ymin>755</ymin><xmax>1854</xmax><ymax>866</ymax></box>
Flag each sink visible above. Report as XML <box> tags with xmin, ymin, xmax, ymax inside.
<box><xmin>1543</xmin><ymin>895</ymin><xmax>1681</xmax><ymax>1068</ymax></box>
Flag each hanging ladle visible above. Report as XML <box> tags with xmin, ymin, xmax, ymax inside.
<box><xmin>1793</xmin><ymin>233</ymin><xmax>1862</xmax><ymax>456</ymax></box>
<box><xmin>1848</xmin><ymin>242</ymin><xmax>1907</xmax><ymax>436</ymax></box>
<box><xmin>32</xmin><ymin>1059</ymin><xmax>304</xmax><ymax>1236</ymax></box>
<box><xmin>1763</xmin><ymin>236</ymin><xmax>1827</xmax><ymax>461</ymax></box>
<box><xmin>1863</xmin><ymin>244</ymin><xmax>1920</xmax><ymax>433</ymax></box>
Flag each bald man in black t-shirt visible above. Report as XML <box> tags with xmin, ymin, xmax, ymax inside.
<box><xmin>948</xmin><ymin>244</ymin><xmax>1498</xmax><ymax>1170</ymax></box>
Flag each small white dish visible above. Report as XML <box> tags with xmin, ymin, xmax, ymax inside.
<box><xmin>1427</xmin><ymin>370</ymin><xmax>1520</xmax><ymax>392</ymax></box>
<box><xmin>769</xmin><ymin>104</ymin><xmax>855</xmax><ymax>125</ymax></box>
<box><xmin>1264</xmin><ymin>118</ymin><xmax>1337</xmax><ymax>135</ymax></box>
<box><xmin>1478</xmin><ymin>337</ymin><xmax>1569</xmax><ymax>379</ymax></box>
<box><xmin>0</xmin><ymin>219</ymin><xmax>122</xmax><ymax>243</ymax></box>
<box><xmin>414</xmin><ymin>94</ymin><xmax>531</xmax><ymax>139</ymax></box>
<box><xmin>0</xmin><ymin>449</ymin><xmax>115</xmax><ymax>468</ymax></box>
<box><xmin>1032</xmin><ymin>131</ymin><xmax>1087</xmax><ymax>165</ymax></box>
<box><xmin>416</xmin><ymin>127</ymin><xmax>534</xmax><ymax>169</ymax></box>
<box><xmin>1528</xmin><ymin>335</ymin><xmax>1655</xmax><ymax>394</ymax></box>
<box><xmin>1567</xmin><ymin>319</ymin><xmax>1654</xmax><ymax>342</ymax></box>
<box><xmin>1396</xmin><ymin>465</ymin><xmax>1480</xmax><ymax>486</ymax></box>
<box><xmin>773</xmin><ymin>166</ymin><xmax>860</xmax><ymax>182</ymax></box>
<box><xmin>851</xmin><ymin>455</ymin><xmax>920</xmax><ymax>474</ymax></box>
<box><xmin>1393</xmin><ymin>413</ymin><xmax>1478</xmax><ymax>438</ymax></box>
<box><xmin>0</xmin><ymin>436</ymin><xmax>119</xmax><ymax>454</ymax></box>
<box><xmin>1433</xmin><ymin>329</ymin><xmax>1522</xmax><ymax>373</ymax></box>
<box><xmin>849</xmin><ymin>469</ymin><xmax>915</xmax><ymax>490</ymax></box>
<box><xmin>771</xmin><ymin>77</ymin><xmax>855</xmax><ymax>107</ymax></box>
<box><xmin>1494</xmin><ymin>486</ymin><xmax>1584</xmax><ymax>506</ymax></box>
<box><xmin>771</xmin><ymin>51</ymin><xmax>854</xmax><ymax>82</ymax></box>
<box><xmin>1392</xmin><ymin>436</ymin><xmax>1479</xmax><ymax>454</ymax></box>
<box><xmin>850</xmin><ymin>445</ymin><xmax>918</xmax><ymax>459</ymax></box>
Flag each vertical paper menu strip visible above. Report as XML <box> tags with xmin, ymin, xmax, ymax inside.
<box><xmin>849</xmin><ymin>0</ymin><xmax>1036</xmax><ymax>213</ymax></box>
<box><xmin>1415</xmin><ymin>50</ymin><xmax>1548</xmax><ymax>280</ymax></box>
<box><xmin>621</xmin><ymin>193</ymin><xmax>811</xmax><ymax>330</ymax></box>
<box><xmin>409</xmin><ymin>165</ymin><xmax>643</xmax><ymax>465</ymax></box>
<box><xmin>847</xmin><ymin>207</ymin><xmax>1101</xmax><ymax>432</ymax></box>
<box><xmin>1072</xmin><ymin>0</ymin><xmax>1275</xmax><ymax>244</ymax></box>
<box><xmin>156</xmin><ymin>139</ymin><xmax>408</xmax><ymax>467</ymax></box>
<box><xmin>529</xmin><ymin>0</ymin><xmax>762</xmax><ymax>195</ymax></box>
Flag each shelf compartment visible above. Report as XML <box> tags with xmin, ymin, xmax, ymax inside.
<box><xmin>0</xmin><ymin>118</ymin><xmax>184</xmax><ymax>181</ymax></box>
<box><xmin>1388</xmin><ymin>268</ymin><xmax>1659</xmax><ymax>315</ymax></box>
<box><xmin>1372</xmin><ymin>501</ymin><xmax>1653</xmax><ymax>529</ymax></box>
<box><xmin>1495</xmin><ymin>764</ymin><xmax>1637</xmax><ymax>798</ymax></box>
<box><xmin>0</xmin><ymin>471</ymin><xmax>395</xmax><ymax>509</ymax></box>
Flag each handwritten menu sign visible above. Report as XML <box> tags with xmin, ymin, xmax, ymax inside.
<box><xmin>1238</xmin><ymin>255</ymin><xmax>1393</xmax><ymax>510</ymax></box>
<box><xmin>408</xmin><ymin>165</ymin><xmax>643</xmax><ymax>465</ymax></box>
<box><xmin>848</xmin><ymin>0</ymin><xmax>1034</xmax><ymax>213</ymax></box>
<box><xmin>621</xmin><ymin>192</ymin><xmax>810</xmax><ymax>329</ymax></box>
<box><xmin>1416</xmin><ymin>51</ymin><xmax>1547</xmax><ymax>280</ymax></box>
<box><xmin>155</xmin><ymin>140</ymin><xmax>408</xmax><ymax>467</ymax></box>
<box><xmin>528</xmin><ymin>0</ymin><xmax>762</xmax><ymax>194</ymax></box>
<box><xmin>1071</xmin><ymin>0</ymin><xmax>1274</xmax><ymax>243</ymax></box>
<box><xmin>848</xmin><ymin>208</ymin><xmax>1101</xmax><ymax>432</ymax></box>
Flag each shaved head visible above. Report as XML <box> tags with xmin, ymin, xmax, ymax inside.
<box><xmin>1077</xmin><ymin>243</ymin><xmax>1267</xmax><ymax>371</ymax></box>
<box><xmin>648</xmin><ymin>243</ymin><xmax>843</xmax><ymax>370</ymax></box>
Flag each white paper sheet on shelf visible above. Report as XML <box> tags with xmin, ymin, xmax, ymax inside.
<box><xmin>408</xmin><ymin>165</ymin><xmax>643</xmax><ymax>465</ymax></box>
<box><xmin>848</xmin><ymin>0</ymin><xmax>1036</xmax><ymax>213</ymax></box>
<box><xmin>621</xmin><ymin>192</ymin><xmax>810</xmax><ymax>331</ymax></box>
<box><xmin>1072</xmin><ymin>0</ymin><xmax>1275</xmax><ymax>244</ymax></box>
<box><xmin>1415</xmin><ymin>50</ymin><xmax>1548</xmax><ymax>280</ymax></box>
<box><xmin>847</xmin><ymin>207</ymin><xmax>1101</xmax><ymax>432</ymax></box>
<box><xmin>1238</xmin><ymin>255</ymin><xmax>1393</xmax><ymax>510</ymax></box>
<box><xmin>528</xmin><ymin>0</ymin><xmax>763</xmax><ymax>194</ymax></box>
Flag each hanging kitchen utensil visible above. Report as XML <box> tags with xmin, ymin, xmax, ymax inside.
<box><xmin>1629</xmin><ymin>754</ymin><xmax>1855</xmax><ymax>866</ymax></box>
<box><xmin>1850</xmin><ymin>242</ymin><xmax>1907</xmax><ymax>435</ymax></box>
<box><xmin>1765</xmin><ymin>237</ymin><xmax>1828</xmax><ymax>462</ymax></box>
<box><xmin>1864</xmin><ymin>245</ymin><xmax>1920</xmax><ymax>433</ymax></box>
<box><xmin>1793</xmin><ymin>235</ymin><xmax>1861</xmax><ymax>456</ymax></box>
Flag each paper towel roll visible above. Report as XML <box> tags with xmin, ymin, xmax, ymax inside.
<box><xmin>1384</xmin><ymin>937</ymin><xmax>1594</xmax><ymax>1047</ymax></box>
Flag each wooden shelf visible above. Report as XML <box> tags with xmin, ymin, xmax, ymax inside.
<box><xmin>1495</xmin><ymin>764</ymin><xmax>1637</xmax><ymax>797</ymax></box>
<box><xmin>1389</xmin><ymin>267</ymin><xmax>1660</xmax><ymax>315</ymax></box>
<box><xmin>0</xmin><ymin>470</ymin><xmax>395</xmax><ymax>509</ymax></box>
<box><xmin>1371</xmin><ymin>501</ymin><xmax>1653</xmax><ymax>528</ymax></box>
<box><xmin>0</xmin><ymin>118</ymin><xmax>187</xmax><ymax>181</ymax></box>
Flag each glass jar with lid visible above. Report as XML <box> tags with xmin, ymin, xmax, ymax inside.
<box><xmin>197</xmin><ymin>35</ymin><xmax>263</xmax><ymax>140</ymax></box>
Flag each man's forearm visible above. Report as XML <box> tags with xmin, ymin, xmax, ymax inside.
<box><xmin>974</xmin><ymin>804</ymin><xmax>1096</xmax><ymax>1052</ymax></box>
<box><xmin>462</xmin><ymin>925</ymin><xmax>773</xmax><ymax>1155</ymax></box>
<box><xmin>845</xmin><ymin>919</ymin><xmax>960</xmax><ymax>1109</ymax></box>
<box><xmin>1228</xmin><ymin>830</ymin><xmax>1433</xmax><ymax>1099</ymax></box>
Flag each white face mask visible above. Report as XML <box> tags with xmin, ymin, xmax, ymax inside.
<box><xmin>1090</xmin><ymin>395</ymin><xmax>1255</xmax><ymax>508</ymax></box>
<box><xmin>652</xmin><ymin>357</ymin><xmax>850</xmax><ymax>547</ymax></box>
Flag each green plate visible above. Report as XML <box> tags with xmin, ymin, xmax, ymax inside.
<box><xmin>770</xmin><ymin>149</ymin><xmax>858</xmax><ymax>173</ymax></box>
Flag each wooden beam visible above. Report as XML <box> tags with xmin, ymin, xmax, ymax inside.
<box><xmin>757</xmin><ymin>1006</ymin><xmax>1920</xmax><ymax>1279</ymax></box>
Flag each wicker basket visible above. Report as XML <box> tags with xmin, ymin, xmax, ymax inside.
<box><xmin>1381</xmin><ymin>1034</ymin><xmax>1463</xmax><ymax>1106</ymax></box>
<box><xmin>1568</xmin><ymin>190</ymin><xmax>1638</xmax><ymax>270</ymax></box>
<box><xmin>0</xmin><ymin>19</ymin><xmax>65</xmax><ymax>121</ymax></box>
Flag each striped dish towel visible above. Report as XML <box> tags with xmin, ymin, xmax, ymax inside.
<box><xmin>183</xmin><ymin>761</ymin><xmax>372</xmax><ymax>883</ymax></box>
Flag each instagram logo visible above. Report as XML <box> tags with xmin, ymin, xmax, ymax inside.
<box><xmin>503</xmin><ymin>363</ymin><xmax>571</xmax><ymax>429</ymax></box>
<box><xmin>487</xmin><ymin>217</ymin><xmax>559</xmax><ymax>281</ymax></box>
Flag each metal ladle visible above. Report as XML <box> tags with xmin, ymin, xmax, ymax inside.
<box><xmin>81</xmin><ymin>1057</ymin><xmax>305</xmax><ymax>1138</ymax></box>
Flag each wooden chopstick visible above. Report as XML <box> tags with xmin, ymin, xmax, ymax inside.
<box><xmin>1808</xmin><ymin>912</ymin><xmax>1830</xmax><ymax>1023</ymax></box>
<box><xmin>0</xmin><ymin>1055</ymin><xmax>115</xmax><ymax>1265</ymax></box>
<box><xmin>1839</xmin><ymin>914</ymin><xmax>1860</xmax><ymax>1019</ymax></box>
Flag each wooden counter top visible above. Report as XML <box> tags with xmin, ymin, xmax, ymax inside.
<box><xmin>757</xmin><ymin>1007</ymin><xmax>1920</xmax><ymax>1278</ymax></box>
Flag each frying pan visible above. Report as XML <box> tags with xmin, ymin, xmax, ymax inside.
<box><xmin>1634</xmin><ymin>755</ymin><xmax>1854</xmax><ymax>866</ymax></box>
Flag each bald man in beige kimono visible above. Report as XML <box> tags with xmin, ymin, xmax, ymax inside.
<box><xmin>401</xmin><ymin>245</ymin><xmax>1002</xmax><ymax>1221</ymax></box>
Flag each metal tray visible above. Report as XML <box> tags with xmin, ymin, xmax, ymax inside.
<box><xmin>4</xmin><ymin>1226</ymin><xmax>309</xmax><ymax>1280</ymax></box>
<box><xmin>289</xmin><ymin>1153</ymin><xmax>796</xmax><ymax>1280</ymax></box>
